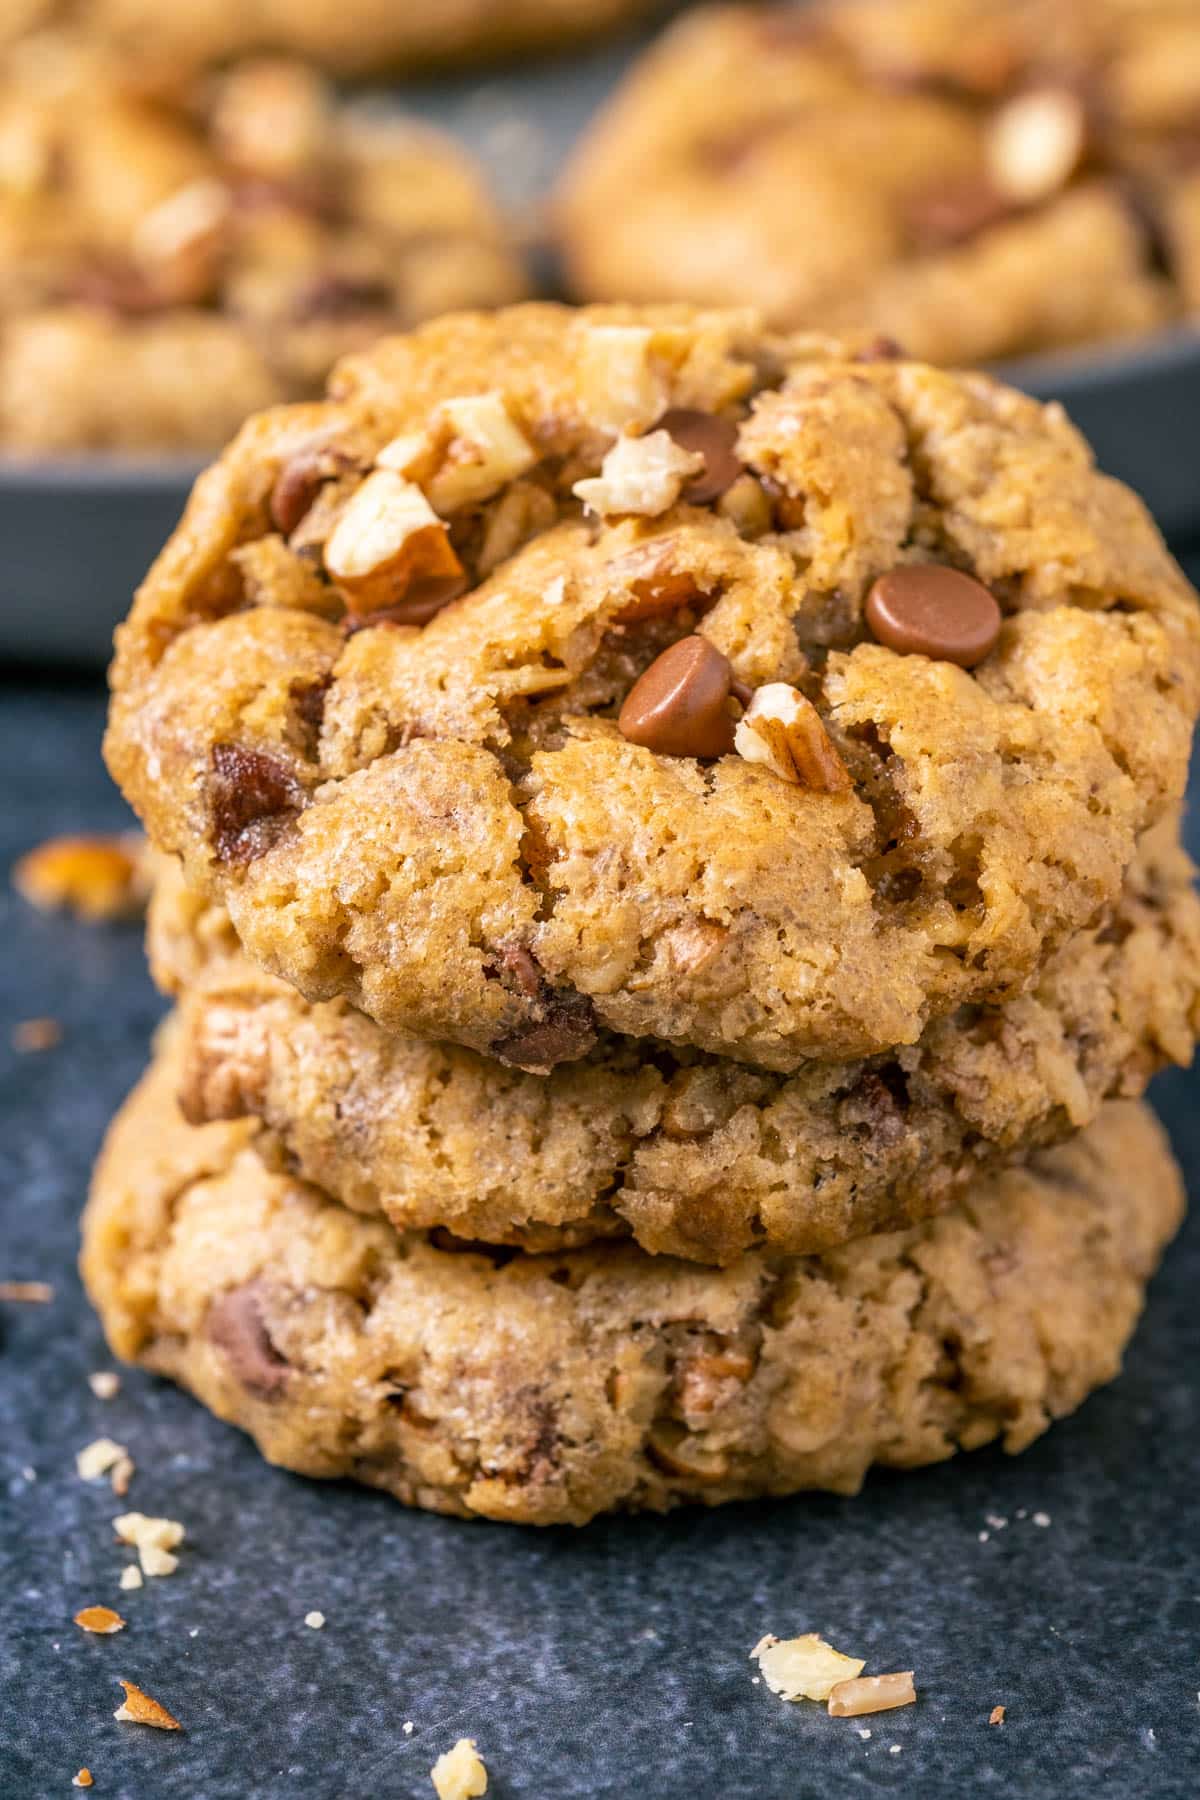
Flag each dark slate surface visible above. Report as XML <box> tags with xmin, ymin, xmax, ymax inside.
<box><xmin>1</xmin><ymin>666</ymin><xmax>1198</xmax><ymax>1800</ymax></box>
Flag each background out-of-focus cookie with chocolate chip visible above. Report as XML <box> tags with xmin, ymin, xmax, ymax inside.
<box><xmin>557</xmin><ymin>0</ymin><xmax>1200</xmax><ymax>367</ymax></box>
<box><xmin>0</xmin><ymin>39</ymin><xmax>526</xmax><ymax>453</ymax></box>
<box><xmin>3</xmin><ymin>0</ymin><xmax>664</xmax><ymax>76</ymax></box>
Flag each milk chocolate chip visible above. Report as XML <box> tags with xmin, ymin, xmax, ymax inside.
<box><xmin>865</xmin><ymin>565</ymin><xmax>1002</xmax><ymax>668</ymax></box>
<box><xmin>656</xmin><ymin>409</ymin><xmax>744</xmax><ymax>504</ymax></box>
<box><xmin>206</xmin><ymin>1283</ymin><xmax>289</xmax><ymax>1395</ymax></box>
<box><xmin>618</xmin><ymin>635</ymin><xmax>737</xmax><ymax>758</ymax></box>
<box><xmin>209</xmin><ymin>742</ymin><xmax>304</xmax><ymax>864</ymax></box>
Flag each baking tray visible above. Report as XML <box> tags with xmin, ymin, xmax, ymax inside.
<box><xmin>5</xmin><ymin>22</ymin><xmax>1200</xmax><ymax>668</ymax></box>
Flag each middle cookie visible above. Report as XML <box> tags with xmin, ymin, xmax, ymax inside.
<box><xmin>151</xmin><ymin>817</ymin><xmax>1200</xmax><ymax>1265</ymax></box>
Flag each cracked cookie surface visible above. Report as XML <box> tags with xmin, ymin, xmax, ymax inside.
<box><xmin>149</xmin><ymin>817</ymin><xmax>1200</xmax><ymax>1262</ymax></box>
<box><xmin>0</xmin><ymin>41</ymin><xmax>524</xmax><ymax>452</ymax></box>
<box><xmin>558</xmin><ymin>1</ymin><xmax>1200</xmax><ymax>365</ymax></box>
<box><xmin>105</xmin><ymin>304</ymin><xmax>1200</xmax><ymax>1070</ymax></box>
<box><xmin>81</xmin><ymin>1041</ymin><xmax>1184</xmax><ymax>1525</ymax></box>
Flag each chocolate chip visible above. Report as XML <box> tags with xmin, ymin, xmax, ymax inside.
<box><xmin>206</xmin><ymin>1282</ymin><xmax>289</xmax><ymax>1395</ymax></box>
<box><xmin>906</xmin><ymin>178</ymin><xmax>1016</xmax><ymax>250</ymax></box>
<box><xmin>851</xmin><ymin>1071</ymin><xmax>909</xmax><ymax>1150</ymax></box>
<box><xmin>656</xmin><ymin>409</ymin><xmax>744</xmax><ymax>504</ymax></box>
<box><xmin>493</xmin><ymin>989</ymin><xmax>597</xmax><ymax>1071</ymax></box>
<box><xmin>341</xmin><ymin>574</ymin><xmax>469</xmax><ymax>634</ymax></box>
<box><xmin>290</xmin><ymin>272</ymin><xmax>394</xmax><ymax>323</ymax></box>
<box><xmin>66</xmin><ymin>257</ymin><xmax>167</xmax><ymax>316</ymax></box>
<box><xmin>853</xmin><ymin>335</ymin><xmax>905</xmax><ymax>363</ymax></box>
<box><xmin>618</xmin><ymin>635</ymin><xmax>737</xmax><ymax>758</ymax></box>
<box><xmin>271</xmin><ymin>453</ymin><xmax>330</xmax><ymax>536</ymax></box>
<box><xmin>209</xmin><ymin>742</ymin><xmax>304</xmax><ymax>864</ymax></box>
<box><xmin>865</xmin><ymin>565</ymin><xmax>1002</xmax><ymax>668</ymax></box>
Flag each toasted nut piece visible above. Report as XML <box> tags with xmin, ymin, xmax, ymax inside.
<box><xmin>574</xmin><ymin>430</ymin><xmax>705</xmax><ymax>518</ymax></box>
<box><xmin>576</xmin><ymin>324</ymin><xmax>670</xmax><ymax>431</ymax></box>
<box><xmin>212</xmin><ymin>58</ymin><xmax>329</xmax><ymax>179</ymax></box>
<box><xmin>645</xmin><ymin>1423</ymin><xmax>730</xmax><ymax>1483</ymax></box>
<box><xmin>13</xmin><ymin>832</ymin><xmax>150</xmax><ymax>921</ymax></box>
<box><xmin>987</xmin><ymin>87</ymin><xmax>1086</xmax><ymax>203</ymax></box>
<box><xmin>133</xmin><ymin>177</ymin><xmax>231</xmax><ymax>302</ymax></box>
<box><xmin>379</xmin><ymin>392</ymin><xmax>538</xmax><ymax>514</ymax></box>
<box><xmin>76</xmin><ymin>1438</ymin><xmax>128</xmax><ymax>1482</ymax></box>
<box><xmin>72</xmin><ymin>1773</ymin><xmax>93</xmax><ymax>1789</ymax></box>
<box><xmin>734</xmin><ymin>684</ymin><xmax>850</xmax><ymax>791</ymax></box>
<box><xmin>989</xmin><ymin>1704</ymin><xmax>1006</xmax><ymax>1725</ymax></box>
<box><xmin>75</xmin><ymin>1605</ymin><xmax>125</xmax><ymax>1635</ymax></box>
<box><xmin>325</xmin><ymin>470</ymin><xmax>464</xmax><ymax>618</ymax></box>
<box><xmin>113</xmin><ymin>1512</ymin><xmax>185</xmax><ymax>1576</ymax></box>
<box><xmin>430</xmin><ymin>1737</ymin><xmax>488</xmax><ymax>1799</ymax></box>
<box><xmin>751</xmin><ymin>1633</ymin><xmax>866</xmax><ymax>1702</ymax></box>
<box><xmin>113</xmin><ymin>1680</ymin><xmax>181</xmax><ymax>1731</ymax></box>
<box><xmin>827</xmin><ymin>1671</ymin><xmax>917</xmax><ymax>1717</ymax></box>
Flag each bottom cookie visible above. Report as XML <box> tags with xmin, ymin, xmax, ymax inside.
<box><xmin>82</xmin><ymin>1040</ymin><xmax>1183</xmax><ymax>1526</ymax></box>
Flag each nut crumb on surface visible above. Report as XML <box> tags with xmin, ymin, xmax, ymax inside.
<box><xmin>1032</xmin><ymin>1511</ymin><xmax>1051</xmax><ymax>1527</ymax></box>
<box><xmin>751</xmin><ymin>1633</ymin><xmax>865</xmax><ymax>1703</ymax></box>
<box><xmin>12</xmin><ymin>1017</ymin><xmax>61</xmax><ymax>1052</ymax></box>
<box><xmin>112</xmin><ymin>1513</ymin><xmax>184</xmax><ymax>1577</ymax></box>
<box><xmin>72</xmin><ymin>1772</ymin><xmax>93</xmax><ymax>1789</ymax></box>
<box><xmin>109</xmin><ymin>1456</ymin><xmax>134</xmax><ymax>1497</ymax></box>
<box><xmin>113</xmin><ymin>1680</ymin><xmax>181</xmax><ymax>1731</ymax></box>
<box><xmin>88</xmin><ymin>1372</ymin><xmax>121</xmax><ymax>1400</ymax></box>
<box><xmin>827</xmin><ymin>1672</ymin><xmax>917</xmax><ymax>1718</ymax></box>
<box><xmin>76</xmin><ymin>1440</ymin><xmax>128</xmax><ymax>1483</ymax></box>
<box><xmin>430</xmin><ymin>1737</ymin><xmax>488</xmax><ymax>1800</ymax></box>
<box><xmin>12</xmin><ymin>832</ymin><xmax>150</xmax><ymax>921</ymax></box>
<box><xmin>990</xmin><ymin>1704</ymin><xmax>1007</xmax><ymax>1725</ymax></box>
<box><xmin>75</xmin><ymin>1605</ymin><xmax>125</xmax><ymax>1635</ymax></box>
<box><xmin>404</xmin><ymin>1721</ymin><xmax>415</xmax><ymax>1735</ymax></box>
<box><xmin>304</xmin><ymin>1611</ymin><xmax>325</xmax><ymax>1629</ymax></box>
<box><xmin>119</xmin><ymin>1565</ymin><xmax>143</xmax><ymax>1591</ymax></box>
<box><xmin>0</xmin><ymin>1280</ymin><xmax>53</xmax><ymax>1303</ymax></box>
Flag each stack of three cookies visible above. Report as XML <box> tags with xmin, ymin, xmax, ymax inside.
<box><xmin>87</xmin><ymin>304</ymin><xmax>1200</xmax><ymax>1525</ymax></box>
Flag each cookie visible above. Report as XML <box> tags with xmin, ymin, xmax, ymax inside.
<box><xmin>6</xmin><ymin>0</ymin><xmax>659</xmax><ymax>76</ymax></box>
<box><xmin>105</xmin><ymin>304</ymin><xmax>1200</xmax><ymax>1071</ymax></box>
<box><xmin>148</xmin><ymin>816</ymin><xmax>1200</xmax><ymax>1262</ymax></box>
<box><xmin>558</xmin><ymin>2</ymin><xmax>1200</xmax><ymax>365</ymax></box>
<box><xmin>81</xmin><ymin>1040</ymin><xmax>1184</xmax><ymax>1525</ymax></box>
<box><xmin>0</xmin><ymin>43</ymin><xmax>524</xmax><ymax>452</ymax></box>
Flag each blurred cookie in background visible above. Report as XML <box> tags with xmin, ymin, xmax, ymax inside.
<box><xmin>0</xmin><ymin>42</ymin><xmax>526</xmax><ymax>452</ymax></box>
<box><xmin>557</xmin><ymin>1</ymin><xmax>1200</xmax><ymax>366</ymax></box>
<box><xmin>2</xmin><ymin>0</ymin><xmax>666</xmax><ymax>76</ymax></box>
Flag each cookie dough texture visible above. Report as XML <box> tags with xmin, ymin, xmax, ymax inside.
<box><xmin>106</xmin><ymin>305</ymin><xmax>1200</xmax><ymax>1071</ymax></box>
<box><xmin>149</xmin><ymin>817</ymin><xmax>1200</xmax><ymax>1262</ymax></box>
<box><xmin>558</xmin><ymin>2</ymin><xmax>1200</xmax><ymax>365</ymax></box>
<box><xmin>3</xmin><ymin>0</ymin><xmax>658</xmax><ymax>74</ymax></box>
<box><xmin>82</xmin><ymin>1047</ymin><xmax>1184</xmax><ymax>1525</ymax></box>
<box><xmin>0</xmin><ymin>43</ymin><xmax>524</xmax><ymax>452</ymax></box>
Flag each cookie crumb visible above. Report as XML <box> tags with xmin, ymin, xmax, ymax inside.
<box><xmin>827</xmin><ymin>1672</ymin><xmax>917</xmax><ymax>1718</ymax></box>
<box><xmin>404</xmin><ymin>1721</ymin><xmax>415</xmax><ymax>1735</ymax></box>
<box><xmin>13</xmin><ymin>832</ymin><xmax>151</xmax><ymax>921</ymax></box>
<box><xmin>304</xmin><ymin>1611</ymin><xmax>325</xmax><ymax>1629</ymax></box>
<box><xmin>12</xmin><ymin>1017</ymin><xmax>61</xmax><ymax>1052</ymax></box>
<box><xmin>88</xmin><ymin>1372</ymin><xmax>121</xmax><ymax>1400</ymax></box>
<box><xmin>430</xmin><ymin>1739</ymin><xmax>487</xmax><ymax>1800</ymax></box>
<box><xmin>113</xmin><ymin>1680</ymin><xmax>181</xmax><ymax>1731</ymax></box>
<box><xmin>119</xmin><ymin>1565</ymin><xmax>143</xmax><ymax>1591</ymax></box>
<box><xmin>77</xmin><ymin>1439</ymin><xmax>128</xmax><ymax>1482</ymax></box>
<box><xmin>985</xmin><ymin>1514</ymin><xmax>1008</xmax><ymax>1531</ymax></box>
<box><xmin>75</xmin><ymin>1605</ymin><xmax>125</xmax><ymax>1635</ymax></box>
<box><xmin>990</xmin><ymin>1705</ymin><xmax>1006</xmax><ymax>1725</ymax></box>
<box><xmin>112</xmin><ymin>1513</ymin><xmax>184</xmax><ymax>1576</ymax></box>
<box><xmin>1032</xmin><ymin>1511</ymin><xmax>1051</xmax><ymax>1528</ymax></box>
<box><xmin>857</xmin><ymin>1728</ymin><xmax>871</xmax><ymax>1740</ymax></box>
<box><xmin>0</xmin><ymin>1280</ymin><xmax>53</xmax><ymax>1303</ymax></box>
<box><xmin>751</xmin><ymin>1633</ymin><xmax>865</xmax><ymax>1702</ymax></box>
<box><xmin>72</xmin><ymin>1772</ymin><xmax>93</xmax><ymax>1789</ymax></box>
<box><xmin>889</xmin><ymin>1743</ymin><xmax>903</xmax><ymax>1755</ymax></box>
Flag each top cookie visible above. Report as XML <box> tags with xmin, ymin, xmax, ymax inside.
<box><xmin>0</xmin><ymin>41</ymin><xmax>524</xmax><ymax>452</ymax></box>
<box><xmin>105</xmin><ymin>304</ymin><xmax>1200</xmax><ymax>1071</ymax></box>
<box><xmin>558</xmin><ymin>1</ymin><xmax>1200</xmax><ymax>365</ymax></box>
<box><xmin>3</xmin><ymin>0</ymin><xmax>658</xmax><ymax>77</ymax></box>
